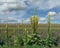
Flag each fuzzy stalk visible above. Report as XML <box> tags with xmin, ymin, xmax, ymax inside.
<box><xmin>30</xmin><ymin>16</ymin><xmax>38</xmax><ymax>34</ymax></box>
<box><xmin>5</xmin><ymin>23</ymin><xmax>9</xmax><ymax>44</ymax></box>
<box><xmin>24</xmin><ymin>26</ymin><xmax>28</xmax><ymax>45</ymax></box>
<box><xmin>47</xmin><ymin>12</ymin><xmax>51</xmax><ymax>38</ymax></box>
<box><xmin>17</xmin><ymin>24</ymin><xmax>20</xmax><ymax>33</ymax></box>
<box><xmin>30</xmin><ymin>8</ymin><xmax>38</xmax><ymax>34</ymax></box>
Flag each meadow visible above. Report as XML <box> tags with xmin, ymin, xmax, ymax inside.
<box><xmin>0</xmin><ymin>24</ymin><xmax>60</xmax><ymax>48</ymax></box>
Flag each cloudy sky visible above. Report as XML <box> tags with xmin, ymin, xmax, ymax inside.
<box><xmin>0</xmin><ymin>0</ymin><xmax>60</xmax><ymax>24</ymax></box>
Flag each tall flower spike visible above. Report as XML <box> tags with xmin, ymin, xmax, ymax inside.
<box><xmin>5</xmin><ymin>23</ymin><xmax>8</xmax><ymax>33</ymax></box>
<box><xmin>6</xmin><ymin>23</ymin><xmax>8</xmax><ymax>29</ymax></box>
<box><xmin>48</xmin><ymin>12</ymin><xmax>51</xmax><ymax>37</ymax></box>
<box><xmin>48</xmin><ymin>12</ymin><xmax>50</xmax><ymax>26</ymax></box>
<box><xmin>5</xmin><ymin>23</ymin><xmax>9</xmax><ymax>44</ymax></box>
<box><xmin>30</xmin><ymin>7</ymin><xmax>38</xmax><ymax>34</ymax></box>
<box><xmin>34</xmin><ymin>7</ymin><xmax>36</xmax><ymax>16</ymax></box>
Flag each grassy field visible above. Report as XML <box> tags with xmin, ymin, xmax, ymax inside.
<box><xmin>0</xmin><ymin>24</ymin><xmax>60</xmax><ymax>48</ymax></box>
<box><xmin>0</xmin><ymin>24</ymin><xmax>60</xmax><ymax>38</ymax></box>
<box><xmin>0</xmin><ymin>24</ymin><xmax>60</xmax><ymax>35</ymax></box>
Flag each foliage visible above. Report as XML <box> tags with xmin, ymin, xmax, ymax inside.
<box><xmin>30</xmin><ymin>16</ymin><xmax>39</xmax><ymax>33</ymax></box>
<box><xmin>27</xmin><ymin>33</ymin><xmax>41</xmax><ymax>45</ymax></box>
<box><xmin>14</xmin><ymin>34</ymin><xmax>24</xmax><ymax>46</ymax></box>
<box><xmin>0</xmin><ymin>14</ymin><xmax>59</xmax><ymax>48</ymax></box>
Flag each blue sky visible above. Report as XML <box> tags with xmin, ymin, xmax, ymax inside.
<box><xmin>0</xmin><ymin>0</ymin><xmax>60</xmax><ymax>24</ymax></box>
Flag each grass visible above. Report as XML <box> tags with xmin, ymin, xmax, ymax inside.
<box><xmin>0</xmin><ymin>24</ymin><xmax>60</xmax><ymax>48</ymax></box>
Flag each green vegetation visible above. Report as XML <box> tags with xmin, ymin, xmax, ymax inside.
<box><xmin>0</xmin><ymin>13</ymin><xmax>60</xmax><ymax>48</ymax></box>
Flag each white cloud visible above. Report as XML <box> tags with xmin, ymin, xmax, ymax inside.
<box><xmin>0</xmin><ymin>10</ymin><xmax>27</xmax><ymax>23</ymax></box>
<box><xmin>1</xmin><ymin>0</ymin><xmax>59</xmax><ymax>11</ymax></box>
<box><xmin>29</xmin><ymin>0</ymin><xmax>60</xmax><ymax>10</ymax></box>
<box><xmin>0</xmin><ymin>0</ymin><xmax>27</xmax><ymax>12</ymax></box>
<box><xmin>51</xmin><ymin>21</ymin><xmax>60</xmax><ymax>24</ymax></box>
<box><xmin>0</xmin><ymin>0</ymin><xmax>60</xmax><ymax>12</ymax></box>
<box><xmin>25</xmin><ymin>18</ymin><xmax>30</xmax><ymax>24</ymax></box>
<box><xmin>49</xmin><ymin>12</ymin><xmax>57</xmax><ymax>16</ymax></box>
<box><xmin>46</xmin><ymin>11</ymin><xmax>60</xmax><ymax>20</ymax></box>
<box><xmin>49</xmin><ymin>12</ymin><xmax>60</xmax><ymax>20</ymax></box>
<box><xmin>38</xmin><ymin>11</ymin><xmax>60</xmax><ymax>24</ymax></box>
<box><xmin>38</xmin><ymin>17</ymin><xmax>47</xmax><ymax>24</ymax></box>
<box><xmin>0</xmin><ymin>0</ymin><xmax>16</xmax><ymax>2</ymax></box>
<box><xmin>40</xmin><ymin>17</ymin><xmax>47</xmax><ymax>21</ymax></box>
<box><xmin>0</xmin><ymin>0</ymin><xmax>60</xmax><ymax>24</ymax></box>
<box><xmin>58</xmin><ymin>12</ymin><xmax>60</xmax><ymax>15</ymax></box>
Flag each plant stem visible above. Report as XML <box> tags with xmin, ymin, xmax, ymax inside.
<box><xmin>24</xmin><ymin>26</ymin><xmax>27</xmax><ymax>45</ymax></box>
<box><xmin>48</xmin><ymin>12</ymin><xmax>51</xmax><ymax>38</ymax></box>
<box><xmin>6</xmin><ymin>23</ymin><xmax>9</xmax><ymax>45</ymax></box>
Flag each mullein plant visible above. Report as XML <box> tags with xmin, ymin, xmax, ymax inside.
<box><xmin>20</xmin><ymin>19</ymin><xmax>24</xmax><ymax>32</ymax></box>
<box><xmin>27</xmin><ymin>15</ymin><xmax>42</xmax><ymax>46</ymax></box>
<box><xmin>17</xmin><ymin>23</ymin><xmax>20</xmax><ymax>33</ymax></box>
<box><xmin>45</xmin><ymin>12</ymin><xmax>52</xmax><ymax>45</ymax></box>
<box><xmin>23</xmin><ymin>19</ymin><xmax>28</xmax><ymax>45</ymax></box>
<box><xmin>44</xmin><ymin>12</ymin><xmax>57</xmax><ymax>47</ymax></box>
<box><xmin>44</xmin><ymin>12</ymin><xmax>52</xmax><ymax>47</ymax></box>
<box><xmin>24</xmin><ymin>27</ymin><xmax>28</xmax><ymax>45</ymax></box>
<box><xmin>5</xmin><ymin>23</ymin><xmax>9</xmax><ymax>44</ymax></box>
<box><xmin>21</xmin><ymin>19</ymin><xmax>28</xmax><ymax>45</ymax></box>
<box><xmin>27</xmin><ymin>8</ymin><xmax>42</xmax><ymax>46</ymax></box>
<box><xmin>15</xmin><ymin>23</ymin><xmax>20</xmax><ymax>35</ymax></box>
<box><xmin>46</xmin><ymin>12</ymin><xmax>51</xmax><ymax>40</ymax></box>
<box><xmin>30</xmin><ymin>8</ymin><xmax>39</xmax><ymax>34</ymax></box>
<box><xmin>47</xmin><ymin>12</ymin><xmax>51</xmax><ymax>37</ymax></box>
<box><xmin>48</xmin><ymin>12</ymin><xmax>58</xmax><ymax>47</ymax></box>
<box><xmin>13</xmin><ymin>23</ymin><xmax>20</xmax><ymax>46</ymax></box>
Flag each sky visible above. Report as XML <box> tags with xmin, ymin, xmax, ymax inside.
<box><xmin>0</xmin><ymin>0</ymin><xmax>60</xmax><ymax>24</ymax></box>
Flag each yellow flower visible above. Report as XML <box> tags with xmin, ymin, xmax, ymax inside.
<box><xmin>48</xmin><ymin>12</ymin><xmax>50</xmax><ymax>16</ymax></box>
<box><xmin>24</xmin><ymin>28</ymin><xmax>27</xmax><ymax>32</ymax></box>
<box><xmin>48</xmin><ymin>12</ymin><xmax>51</xmax><ymax>33</ymax></box>
<box><xmin>6</xmin><ymin>23</ymin><xmax>8</xmax><ymax>28</ymax></box>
